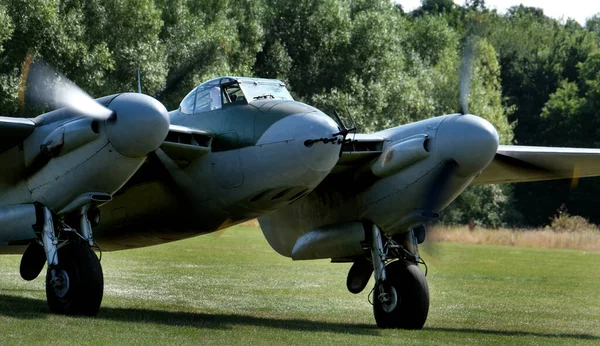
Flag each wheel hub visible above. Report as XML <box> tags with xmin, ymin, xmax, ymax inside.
<box><xmin>378</xmin><ymin>284</ymin><xmax>398</xmax><ymax>313</ymax></box>
<box><xmin>50</xmin><ymin>267</ymin><xmax>70</xmax><ymax>298</ymax></box>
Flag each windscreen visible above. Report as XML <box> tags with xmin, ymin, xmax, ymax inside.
<box><xmin>239</xmin><ymin>80</ymin><xmax>293</xmax><ymax>102</ymax></box>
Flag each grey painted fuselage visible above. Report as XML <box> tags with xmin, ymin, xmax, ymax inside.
<box><xmin>91</xmin><ymin>101</ymin><xmax>343</xmax><ymax>250</ymax></box>
<box><xmin>91</xmin><ymin>110</ymin><xmax>499</xmax><ymax>254</ymax></box>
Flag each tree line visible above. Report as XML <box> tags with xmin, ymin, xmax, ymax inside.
<box><xmin>1</xmin><ymin>0</ymin><xmax>599</xmax><ymax>228</ymax></box>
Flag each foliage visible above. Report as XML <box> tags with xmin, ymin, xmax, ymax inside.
<box><xmin>0</xmin><ymin>4</ymin><xmax>13</xmax><ymax>55</ymax></box>
<box><xmin>549</xmin><ymin>205</ymin><xmax>598</xmax><ymax>233</ymax></box>
<box><xmin>441</xmin><ymin>184</ymin><xmax>521</xmax><ymax>228</ymax></box>
<box><xmin>155</xmin><ymin>0</ymin><xmax>264</xmax><ymax>109</ymax></box>
<box><xmin>1</xmin><ymin>0</ymin><xmax>600</xmax><ymax>227</ymax></box>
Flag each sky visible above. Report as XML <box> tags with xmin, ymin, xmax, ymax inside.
<box><xmin>396</xmin><ymin>0</ymin><xmax>600</xmax><ymax>25</ymax></box>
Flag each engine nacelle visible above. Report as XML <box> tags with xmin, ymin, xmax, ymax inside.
<box><xmin>0</xmin><ymin>204</ymin><xmax>38</xmax><ymax>247</ymax></box>
<box><xmin>41</xmin><ymin>118</ymin><xmax>100</xmax><ymax>157</ymax></box>
<box><xmin>371</xmin><ymin>135</ymin><xmax>430</xmax><ymax>178</ymax></box>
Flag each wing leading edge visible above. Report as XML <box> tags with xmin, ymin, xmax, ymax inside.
<box><xmin>0</xmin><ymin>116</ymin><xmax>35</xmax><ymax>153</ymax></box>
<box><xmin>473</xmin><ymin>145</ymin><xmax>600</xmax><ymax>185</ymax></box>
<box><xmin>335</xmin><ymin>136</ymin><xmax>600</xmax><ymax>185</ymax></box>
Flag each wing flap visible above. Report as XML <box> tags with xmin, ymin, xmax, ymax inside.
<box><xmin>473</xmin><ymin>145</ymin><xmax>600</xmax><ymax>185</ymax></box>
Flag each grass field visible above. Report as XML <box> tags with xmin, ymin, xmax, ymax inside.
<box><xmin>0</xmin><ymin>226</ymin><xmax>598</xmax><ymax>345</ymax></box>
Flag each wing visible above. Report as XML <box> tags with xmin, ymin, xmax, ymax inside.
<box><xmin>334</xmin><ymin>135</ymin><xmax>600</xmax><ymax>186</ymax></box>
<box><xmin>93</xmin><ymin>124</ymin><xmax>214</xmax><ymax>249</ymax></box>
<box><xmin>473</xmin><ymin>145</ymin><xmax>600</xmax><ymax>185</ymax></box>
<box><xmin>0</xmin><ymin>116</ymin><xmax>35</xmax><ymax>153</ymax></box>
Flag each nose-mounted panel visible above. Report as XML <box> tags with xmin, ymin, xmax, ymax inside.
<box><xmin>256</xmin><ymin>109</ymin><xmax>342</xmax><ymax>173</ymax></box>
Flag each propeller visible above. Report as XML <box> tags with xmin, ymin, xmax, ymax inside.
<box><xmin>415</xmin><ymin>161</ymin><xmax>458</xmax><ymax>265</ymax></box>
<box><xmin>22</xmin><ymin>59</ymin><xmax>113</xmax><ymax>119</ymax></box>
<box><xmin>458</xmin><ymin>37</ymin><xmax>476</xmax><ymax>115</ymax></box>
<box><xmin>21</xmin><ymin>57</ymin><xmax>170</xmax><ymax>160</ymax></box>
<box><xmin>422</xmin><ymin>161</ymin><xmax>458</xmax><ymax>221</ymax></box>
<box><xmin>418</xmin><ymin>36</ymin><xmax>479</xmax><ymax>261</ymax></box>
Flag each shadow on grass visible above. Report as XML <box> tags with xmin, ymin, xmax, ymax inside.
<box><xmin>0</xmin><ymin>293</ymin><xmax>598</xmax><ymax>340</ymax></box>
<box><xmin>426</xmin><ymin>327</ymin><xmax>599</xmax><ymax>340</ymax></box>
<box><xmin>0</xmin><ymin>293</ymin><xmax>378</xmax><ymax>335</ymax></box>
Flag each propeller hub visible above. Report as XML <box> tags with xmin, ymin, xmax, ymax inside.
<box><xmin>105</xmin><ymin>93</ymin><xmax>170</xmax><ymax>158</ymax></box>
<box><xmin>435</xmin><ymin>114</ymin><xmax>499</xmax><ymax>177</ymax></box>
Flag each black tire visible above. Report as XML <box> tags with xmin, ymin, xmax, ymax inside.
<box><xmin>373</xmin><ymin>260</ymin><xmax>429</xmax><ymax>329</ymax></box>
<box><xmin>45</xmin><ymin>242</ymin><xmax>103</xmax><ymax>316</ymax></box>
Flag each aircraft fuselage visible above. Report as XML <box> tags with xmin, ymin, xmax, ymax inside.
<box><xmin>91</xmin><ymin>97</ymin><xmax>343</xmax><ymax>250</ymax></box>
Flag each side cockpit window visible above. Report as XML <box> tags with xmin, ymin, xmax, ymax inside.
<box><xmin>194</xmin><ymin>86</ymin><xmax>222</xmax><ymax>113</ymax></box>
<box><xmin>222</xmin><ymin>81</ymin><xmax>245</xmax><ymax>105</ymax></box>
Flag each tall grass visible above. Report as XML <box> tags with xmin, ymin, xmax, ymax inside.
<box><xmin>428</xmin><ymin>226</ymin><xmax>600</xmax><ymax>251</ymax></box>
<box><xmin>241</xmin><ymin>218</ymin><xmax>600</xmax><ymax>250</ymax></box>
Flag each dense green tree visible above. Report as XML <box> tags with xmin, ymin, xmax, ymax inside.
<box><xmin>255</xmin><ymin>0</ymin><xmax>354</xmax><ymax>99</ymax></box>
<box><xmin>0</xmin><ymin>0</ymin><xmax>166</xmax><ymax>115</ymax></box>
<box><xmin>155</xmin><ymin>0</ymin><xmax>264</xmax><ymax>109</ymax></box>
<box><xmin>586</xmin><ymin>15</ymin><xmax>600</xmax><ymax>36</ymax></box>
<box><xmin>484</xmin><ymin>5</ymin><xmax>600</xmax><ymax>226</ymax></box>
<box><xmin>0</xmin><ymin>0</ymin><xmax>599</xmax><ymax>227</ymax></box>
<box><xmin>0</xmin><ymin>5</ymin><xmax>13</xmax><ymax>55</ymax></box>
<box><xmin>441</xmin><ymin>184</ymin><xmax>520</xmax><ymax>228</ymax></box>
<box><xmin>525</xmin><ymin>52</ymin><xmax>600</xmax><ymax>224</ymax></box>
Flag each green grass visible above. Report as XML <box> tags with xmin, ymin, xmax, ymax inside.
<box><xmin>0</xmin><ymin>226</ymin><xmax>598</xmax><ymax>345</ymax></box>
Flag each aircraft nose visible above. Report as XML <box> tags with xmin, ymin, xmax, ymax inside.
<box><xmin>256</xmin><ymin>111</ymin><xmax>341</xmax><ymax>172</ymax></box>
<box><xmin>298</xmin><ymin>112</ymin><xmax>342</xmax><ymax>172</ymax></box>
<box><xmin>435</xmin><ymin>114</ymin><xmax>499</xmax><ymax>176</ymax></box>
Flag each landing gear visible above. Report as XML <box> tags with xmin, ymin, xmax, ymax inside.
<box><xmin>23</xmin><ymin>206</ymin><xmax>104</xmax><ymax>316</ymax></box>
<box><xmin>373</xmin><ymin>260</ymin><xmax>429</xmax><ymax>329</ymax></box>
<box><xmin>347</xmin><ymin>224</ymin><xmax>429</xmax><ymax>329</ymax></box>
<box><xmin>46</xmin><ymin>241</ymin><xmax>103</xmax><ymax>315</ymax></box>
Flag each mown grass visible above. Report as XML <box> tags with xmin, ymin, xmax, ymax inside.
<box><xmin>0</xmin><ymin>226</ymin><xmax>598</xmax><ymax>345</ymax></box>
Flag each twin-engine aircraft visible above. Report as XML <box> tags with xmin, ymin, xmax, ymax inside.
<box><xmin>2</xmin><ymin>65</ymin><xmax>600</xmax><ymax>329</ymax></box>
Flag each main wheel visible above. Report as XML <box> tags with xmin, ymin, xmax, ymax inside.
<box><xmin>45</xmin><ymin>242</ymin><xmax>103</xmax><ymax>316</ymax></box>
<box><xmin>373</xmin><ymin>260</ymin><xmax>429</xmax><ymax>329</ymax></box>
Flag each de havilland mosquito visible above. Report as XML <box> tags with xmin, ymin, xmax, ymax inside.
<box><xmin>1</xmin><ymin>62</ymin><xmax>600</xmax><ymax>329</ymax></box>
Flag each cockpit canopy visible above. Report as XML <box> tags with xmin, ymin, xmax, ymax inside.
<box><xmin>179</xmin><ymin>77</ymin><xmax>293</xmax><ymax>114</ymax></box>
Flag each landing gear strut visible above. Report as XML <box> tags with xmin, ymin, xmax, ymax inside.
<box><xmin>348</xmin><ymin>224</ymin><xmax>429</xmax><ymax>329</ymax></box>
<box><xmin>35</xmin><ymin>206</ymin><xmax>104</xmax><ymax>316</ymax></box>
